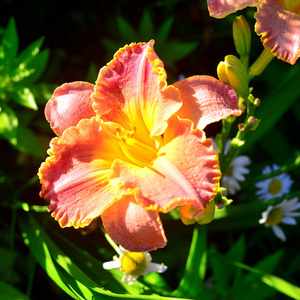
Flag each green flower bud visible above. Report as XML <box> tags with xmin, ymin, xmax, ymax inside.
<box><xmin>233</xmin><ymin>15</ymin><xmax>251</xmax><ymax>65</ymax></box>
<box><xmin>218</xmin><ymin>55</ymin><xmax>249</xmax><ymax>98</ymax></box>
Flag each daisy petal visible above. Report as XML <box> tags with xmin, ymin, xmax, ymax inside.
<box><xmin>173</xmin><ymin>76</ymin><xmax>241</xmax><ymax>131</ymax></box>
<box><xmin>103</xmin><ymin>260</ymin><xmax>122</xmax><ymax>270</ymax></box>
<box><xmin>272</xmin><ymin>225</ymin><xmax>286</xmax><ymax>241</ymax></box>
<box><xmin>101</xmin><ymin>194</ymin><xmax>167</xmax><ymax>252</ymax></box>
<box><xmin>92</xmin><ymin>40</ymin><xmax>181</xmax><ymax>145</ymax></box>
<box><xmin>207</xmin><ymin>0</ymin><xmax>259</xmax><ymax>18</ymax></box>
<box><xmin>281</xmin><ymin>217</ymin><xmax>297</xmax><ymax>225</ymax></box>
<box><xmin>255</xmin><ymin>0</ymin><xmax>300</xmax><ymax>65</ymax></box>
<box><xmin>39</xmin><ymin>117</ymin><xmax>128</xmax><ymax>228</ymax></box>
<box><xmin>45</xmin><ymin>82</ymin><xmax>96</xmax><ymax>136</ymax></box>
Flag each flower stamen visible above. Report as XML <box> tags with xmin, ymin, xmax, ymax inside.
<box><xmin>120</xmin><ymin>252</ymin><xmax>147</xmax><ymax>276</ymax></box>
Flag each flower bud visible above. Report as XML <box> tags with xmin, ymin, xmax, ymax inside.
<box><xmin>218</xmin><ymin>55</ymin><xmax>249</xmax><ymax>98</ymax></box>
<box><xmin>179</xmin><ymin>199</ymin><xmax>215</xmax><ymax>225</ymax></box>
<box><xmin>233</xmin><ymin>15</ymin><xmax>251</xmax><ymax>64</ymax></box>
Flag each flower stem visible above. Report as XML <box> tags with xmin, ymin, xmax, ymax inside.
<box><xmin>101</xmin><ymin>226</ymin><xmax>122</xmax><ymax>255</ymax></box>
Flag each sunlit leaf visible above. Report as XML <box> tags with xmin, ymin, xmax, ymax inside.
<box><xmin>233</xmin><ymin>261</ymin><xmax>300</xmax><ymax>300</ymax></box>
<box><xmin>0</xmin><ymin>105</ymin><xmax>18</xmax><ymax>143</ymax></box>
<box><xmin>9</xmin><ymin>86</ymin><xmax>37</xmax><ymax>110</ymax></box>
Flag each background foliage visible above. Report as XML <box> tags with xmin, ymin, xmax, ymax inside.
<box><xmin>0</xmin><ymin>0</ymin><xmax>299</xmax><ymax>299</ymax></box>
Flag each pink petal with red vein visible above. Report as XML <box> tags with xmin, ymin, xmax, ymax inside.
<box><xmin>92</xmin><ymin>40</ymin><xmax>181</xmax><ymax>146</ymax></box>
<box><xmin>109</xmin><ymin>116</ymin><xmax>221</xmax><ymax>213</ymax></box>
<box><xmin>39</xmin><ymin>117</ymin><xmax>129</xmax><ymax>228</ymax></box>
<box><xmin>255</xmin><ymin>0</ymin><xmax>300</xmax><ymax>65</ymax></box>
<box><xmin>207</xmin><ymin>0</ymin><xmax>259</xmax><ymax>18</ymax></box>
<box><xmin>173</xmin><ymin>76</ymin><xmax>241</xmax><ymax>131</ymax></box>
<box><xmin>101</xmin><ymin>194</ymin><xmax>167</xmax><ymax>252</ymax></box>
<box><xmin>45</xmin><ymin>82</ymin><xmax>96</xmax><ymax>136</ymax></box>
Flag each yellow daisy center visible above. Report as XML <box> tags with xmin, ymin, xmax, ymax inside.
<box><xmin>276</xmin><ymin>0</ymin><xmax>300</xmax><ymax>14</ymax></box>
<box><xmin>268</xmin><ymin>179</ymin><xmax>282</xmax><ymax>195</ymax></box>
<box><xmin>120</xmin><ymin>252</ymin><xmax>147</xmax><ymax>276</ymax></box>
<box><xmin>266</xmin><ymin>207</ymin><xmax>283</xmax><ymax>226</ymax></box>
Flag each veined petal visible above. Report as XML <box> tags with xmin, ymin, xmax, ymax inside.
<box><xmin>109</xmin><ymin>116</ymin><xmax>221</xmax><ymax>213</ymax></box>
<box><xmin>45</xmin><ymin>82</ymin><xmax>96</xmax><ymax>136</ymax></box>
<box><xmin>39</xmin><ymin>117</ymin><xmax>130</xmax><ymax>228</ymax></box>
<box><xmin>173</xmin><ymin>76</ymin><xmax>241</xmax><ymax>131</ymax></box>
<box><xmin>255</xmin><ymin>0</ymin><xmax>300</xmax><ymax>65</ymax></box>
<box><xmin>101</xmin><ymin>194</ymin><xmax>167</xmax><ymax>252</ymax></box>
<box><xmin>92</xmin><ymin>40</ymin><xmax>182</xmax><ymax>146</ymax></box>
<box><xmin>207</xmin><ymin>0</ymin><xmax>259</xmax><ymax>18</ymax></box>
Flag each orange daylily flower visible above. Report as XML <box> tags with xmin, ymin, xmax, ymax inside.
<box><xmin>207</xmin><ymin>0</ymin><xmax>300</xmax><ymax>64</ymax></box>
<box><xmin>39</xmin><ymin>41</ymin><xmax>241</xmax><ymax>252</ymax></box>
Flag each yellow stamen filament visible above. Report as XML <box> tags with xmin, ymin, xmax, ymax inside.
<box><xmin>268</xmin><ymin>179</ymin><xmax>282</xmax><ymax>195</ymax></box>
<box><xmin>117</xmin><ymin>132</ymin><xmax>158</xmax><ymax>167</ymax></box>
<box><xmin>266</xmin><ymin>207</ymin><xmax>283</xmax><ymax>226</ymax></box>
<box><xmin>121</xmin><ymin>252</ymin><xmax>147</xmax><ymax>276</ymax></box>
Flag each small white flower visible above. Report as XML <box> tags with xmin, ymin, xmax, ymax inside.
<box><xmin>259</xmin><ymin>197</ymin><xmax>300</xmax><ymax>241</ymax></box>
<box><xmin>211</xmin><ymin>138</ymin><xmax>251</xmax><ymax>195</ymax></box>
<box><xmin>255</xmin><ymin>164</ymin><xmax>293</xmax><ymax>200</ymax></box>
<box><xmin>103</xmin><ymin>246</ymin><xmax>167</xmax><ymax>285</ymax></box>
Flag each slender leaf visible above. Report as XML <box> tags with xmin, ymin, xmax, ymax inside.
<box><xmin>155</xmin><ymin>17</ymin><xmax>174</xmax><ymax>45</ymax></box>
<box><xmin>159</xmin><ymin>41</ymin><xmax>198</xmax><ymax>62</ymax></box>
<box><xmin>117</xmin><ymin>16</ymin><xmax>138</xmax><ymax>42</ymax></box>
<box><xmin>1</xmin><ymin>18</ymin><xmax>19</xmax><ymax>71</ymax></box>
<box><xmin>172</xmin><ymin>225</ymin><xmax>207</xmax><ymax>298</ymax></box>
<box><xmin>233</xmin><ymin>261</ymin><xmax>300</xmax><ymax>300</ymax></box>
<box><xmin>0</xmin><ymin>105</ymin><xmax>18</xmax><ymax>143</ymax></box>
<box><xmin>139</xmin><ymin>10</ymin><xmax>155</xmax><ymax>41</ymax></box>
<box><xmin>0</xmin><ymin>281</ymin><xmax>31</xmax><ymax>300</ymax></box>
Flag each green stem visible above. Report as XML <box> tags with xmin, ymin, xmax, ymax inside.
<box><xmin>101</xmin><ymin>226</ymin><xmax>122</xmax><ymax>255</ymax></box>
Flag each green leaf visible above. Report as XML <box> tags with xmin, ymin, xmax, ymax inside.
<box><xmin>117</xmin><ymin>15</ymin><xmax>138</xmax><ymax>42</ymax></box>
<box><xmin>1</xmin><ymin>18</ymin><xmax>19</xmax><ymax>72</ymax></box>
<box><xmin>19</xmin><ymin>214</ymin><xmax>183</xmax><ymax>300</ymax></box>
<box><xmin>158</xmin><ymin>41</ymin><xmax>198</xmax><ymax>62</ymax></box>
<box><xmin>233</xmin><ymin>261</ymin><xmax>300</xmax><ymax>300</ymax></box>
<box><xmin>138</xmin><ymin>10</ymin><xmax>155</xmax><ymax>41</ymax></box>
<box><xmin>19</xmin><ymin>48</ymin><xmax>50</xmax><ymax>85</ymax></box>
<box><xmin>11</xmin><ymin>37</ymin><xmax>45</xmax><ymax>83</ymax></box>
<box><xmin>0</xmin><ymin>280</ymin><xmax>31</xmax><ymax>300</ymax></box>
<box><xmin>13</xmin><ymin>126</ymin><xmax>44</xmax><ymax>157</ymax></box>
<box><xmin>155</xmin><ymin>17</ymin><xmax>173</xmax><ymax>45</ymax></box>
<box><xmin>172</xmin><ymin>226</ymin><xmax>207</xmax><ymax>298</ymax></box>
<box><xmin>9</xmin><ymin>86</ymin><xmax>38</xmax><ymax>110</ymax></box>
<box><xmin>242</xmin><ymin>65</ymin><xmax>300</xmax><ymax>152</ymax></box>
<box><xmin>0</xmin><ymin>105</ymin><xmax>18</xmax><ymax>143</ymax></box>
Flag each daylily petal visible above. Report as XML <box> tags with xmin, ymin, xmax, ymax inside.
<box><xmin>101</xmin><ymin>194</ymin><xmax>167</xmax><ymax>252</ymax></box>
<box><xmin>39</xmin><ymin>117</ymin><xmax>130</xmax><ymax>228</ymax></box>
<box><xmin>92</xmin><ymin>40</ymin><xmax>182</xmax><ymax>146</ymax></box>
<box><xmin>45</xmin><ymin>82</ymin><xmax>96</xmax><ymax>136</ymax></box>
<box><xmin>255</xmin><ymin>0</ymin><xmax>300</xmax><ymax>65</ymax></box>
<box><xmin>173</xmin><ymin>76</ymin><xmax>241</xmax><ymax>131</ymax></box>
<box><xmin>207</xmin><ymin>0</ymin><xmax>259</xmax><ymax>18</ymax></box>
<box><xmin>109</xmin><ymin>116</ymin><xmax>221</xmax><ymax>213</ymax></box>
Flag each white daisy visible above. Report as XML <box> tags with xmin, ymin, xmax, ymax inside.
<box><xmin>259</xmin><ymin>197</ymin><xmax>300</xmax><ymax>241</ymax></box>
<box><xmin>211</xmin><ymin>138</ymin><xmax>251</xmax><ymax>195</ymax></box>
<box><xmin>103</xmin><ymin>246</ymin><xmax>167</xmax><ymax>285</ymax></box>
<box><xmin>255</xmin><ymin>164</ymin><xmax>293</xmax><ymax>200</ymax></box>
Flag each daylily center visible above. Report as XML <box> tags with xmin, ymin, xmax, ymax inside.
<box><xmin>276</xmin><ymin>0</ymin><xmax>300</xmax><ymax>14</ymax></box>
<box><xmin>266</xmin><ymin>207</ymin><xmax>283</xmax><ymax>226</ymax></box>
<box><xmin>120</xmin><ymin>252</ymin><xmax>147</xmax><ymax>276</ymax></box>
<box><xmin>268</xmin><ymin>179</ymin><xmax>282</xmax><ymax>195</ymax></box>
<box><xmin>116</xmin><ymin>129</ymin><xmax>158</xmax><ymax>168</ymax></box>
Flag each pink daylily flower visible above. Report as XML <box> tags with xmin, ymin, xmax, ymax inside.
<box><xmin>207</xmin><ymin>0</ymin><xmax>300</xmax><ymax>64</ymax></box>
<box><xmin>39</xmin><ymin>40</ymin><xmax>241</xmax><ymax>252</ymax></box>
